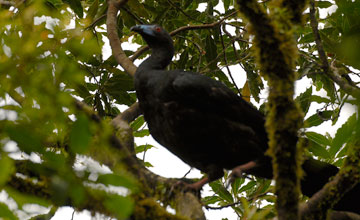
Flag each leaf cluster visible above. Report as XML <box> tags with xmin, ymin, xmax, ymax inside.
<box><xmin>0</xmin><ymin>0</ymin><xmax>359</xmax><ymax>219</ymax></box>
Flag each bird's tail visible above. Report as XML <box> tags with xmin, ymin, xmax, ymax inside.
<box><xmin>244</xmin><ymin>157</ymin><xmax>360</xmax><ymax>214</ymax></box>
<box><xmin>301</xmin><ymin>158</ymin><xmax>360</xmax><ymax>214</ymax></box>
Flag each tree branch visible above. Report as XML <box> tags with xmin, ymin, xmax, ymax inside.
<box><xmin>0</xmin><ymin>0</ymin><xmax>13</xmax><ymax>6</ymax></box>
<box><xmin>328</xmin><ymin>211</ymin><xmax>360</xmax><ymax>220</ymax></box>
<box><xmin>106</xmin><ymin>0</ymin><xmax>137</xmax><ymax>77</ymax></box>
<box><xmin>75</xmin><ymin>97</ymin><xmax>206</xmax><ymax>219</ymax></box>
<box><xmin>309</xmin><ymin>0</ymin><xmax>360</xmax><ymax>100</ymax></box>
<box><xmin>235</xmin><ymin>1</ymin><xmax>304</xmax><ymax>219</ymax></box>
<box><xmin>8</xmin><ymin>165</ymin><xmax>126</xmax><ymax>218</ymax></box>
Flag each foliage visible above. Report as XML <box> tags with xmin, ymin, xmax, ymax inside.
<box><xmin>0</xmin><ymin>0</ymin><xmax>359</xmax><ymax>219</ymax></box>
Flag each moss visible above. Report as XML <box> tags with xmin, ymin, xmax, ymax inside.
<box><xmin>236</xmin><ymin>0</ymin><xmax>307</xmax><ymax>219</ymax></box>
<box><xmin>272</xmin><ymin>0</ymin><xmax>309</xmax><ymax>24</ymax></box>
<box><xmin>133</xmin><ymin>198</ymin><xmax>189</xmax><ymax>220</ymax></box>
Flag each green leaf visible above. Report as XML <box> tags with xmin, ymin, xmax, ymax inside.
<box><xmin>128</xmin><ymin>0</ymin><xmax>149</xmax><ymax>18</ymax></box>
<box><xmin>316</xmin><ymin>1</ymin><xmax>333</xmax><ymax>8</ymax></box>
<box><xmin>223</xmin><ymin>0</ymin><xmax>230</xmax><ymax>11</ymax></box>
<box><xmin>0</xmin><ymin>155</ymin><xmax>14</xmax><ymax>186</ymax></box>
<box><xmin>143</xmin><ymin>161</ymin><xmax>153</xmax><ymax>167</ymax></box>
<box><xmin>299</xmin><ymin>32</ymin><xmax>314</xmax><ymax>44</ymax></box>
<box><xmin>337</xmin><ymin>142</ymin><xmax>350</xmax><ymax>158</ymax></box>
<box><xmin>206</xmin><ymin>1</ymin><xmax>214</xmax><ymax>16</ymax></box>
<box><xmin>69</xmin><ymin>184</ymin><xmax>86</xmax><ymax>206</ymax></box>
<box><xmin>243</xmin><ymin>62</ymin><xmax>263</xmax><ymax>102</ymax></box>
<box><xmin>295</xmin><ymin>86</ymin><xmax>312</xmax><ymax>113</ymax></box>
<box><xmin>311</xmin><ymin>95</ymin><xmax>330</xmax><ymax>104</ymax></box>
<box><xmin>87</xmin><ymin>0</ymin><xmax>99</xmax><ymax>21</ymax></box>
<box><xmin>304</xmin><ymin>111</ymin><xmax>333</xmax><ymax>128</ymax></box>
<box><xmin>133</xmin><ymin>129</ymin><xmax>149</xmax><ymax>137</ymax></box>
<box><xmin>205</xmin><ymin>35</ymin><xmax>218</xmax><ymax>69</ymax></box>
<box><xmin>305</xmin><ymin>131</ymin><xmax>331</xmax><ymax>147</ymax></box>
<box><xmin>104</xmin><ymin>195</ymin><xmax>133</xmax><ymax>219</ymax></box>
<box><xmin>94</xmin><ymin>93</ymin><xmax>105</xmax><ymax>117</ymax></box>
<box><xmin>135</xmin><ymin>144</ymin><xmax>154</xmax><ymax>154</ymax></box>
<box><xmin>5</xmin><ymin>187</ymin><xmax>50</xmax><ymax>209</ymax></box>
<box><xmin>0</xmin><ymin>202</ymin><xmax>17</xmax><ymax>220</ymax></box>
<box><xmin>209</xmin><ymin>180</ymin><xmax>234</xmax><ymax>203</ymax></box>
<box><xmin>69</xmin><ymin>114</ymin><xmax>91</xmax><ymax>154</ymax></box>
<box><xmin>308</xmin><ymin>140</ymin><xmax>331</xmax><ymax>159</ymax></box>
<box><xmin>238</xmin><ymin>181</ymin><xmax>257</xmax><ymax>193</ymax></box>
<box><xmin>46</xmin><ymin>0</ymin><xmax>63</xmax><ymax>7</ymax></box>
<box><xmin>110</xmin><ymin>90</ymin><xmax>136</xmax><ymax>106</ymax></box>
<box><xmin>231</xmin><ymin>177</ymin><xmax>245</xmax><ymax>195</ymax></box>
<box><xmin>130</xmin><ymin>116</ymin><xmax>145</xmax><ymax>131</ymax></box>
<box><xmin>5</xmin><ymin>125</ymin><xmax>43</xmax><ymax>154</ymax></box>
<box><xmin>321</xmin><ymin>75</ymin><xmax>335</xmax><ymax>100</ymax></box>
<box><xmin>104</xmin><ymin>72</ymin><xmax>135</xmax><ymax>105</ymax></box>
<box><xmin>62</xmin><ymin>0</ymin><xmax>84</xmax><ymax>18</ymax></box>
<box><xmin>178</xmin><ymin>50</ymin><xmax>189</xmax><ymax>69</ymax></box>
<box><xmin>329</xmin><ymin>113</ymin><xmax>357</xmax><ymax>157</ymax></box>
<box><xmin>256</xmin><ymin>179</ymin><xmax>272</xmax><ymax>194</ymax></box>
<box><xmin>97</xmin><ymin>173</ymin><xmax>137</xmax><ymax>190</ymax></box>
<box><xmin>86</xmin><ymin>83</ymin><xmax>98</xmax><ymax>91</ymax></box>
<box><xmin>74</xmin><ymin>84</ymin><xmax>92</xmax><ymax>100</ymax></box>
<box><xmin>202</xmin><ymin>195</ymin><xmax>221</xmax><ymax>205</ymax></box>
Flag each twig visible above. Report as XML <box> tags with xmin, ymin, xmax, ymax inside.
<box><xmin>122</xmin><ymin>6</ymin><xmax>145</xmax><ymax>24</ymax></box>
<box><xmin>205</xmin><ymin>200</ymin><xmax>242</xmax><ymax>210</ymax></box>
<box><xmin>309</xmin><ymin>0</ymin><xmax>329</xmax><ymax>73</ymax></box>
<box><xmin>71</xmin><ymin>210</ymin><xmax>75</xmax><ymax>220</ymax></box>
<box><xmin>219</xmin><ymin>26</ymin><xmax>241</xmax><ymax>94</ymax></box>
<box><xmin>167</xmin><ymin>0</ymin><xmax>205</xmax><ymax>24</ymax></box>
<box><xmin>112</xmin><ymin>102</ymin><xmax>141</xmax><ymax>125</ymax></box>
<box><xmin>182</xmin><ymin>168</ymin><xmax>193</xmax><ymax>178</ymax></box>
<box><xmin>85</xmin><ymin>14</ymin><xmax>106</xmax><ymax>30</ymax></box>
<box><xmin>142</xmin><ymin>143</ymin><xmax>148</xmax><ymax>161</ymax></box>
<box><xmin>7</xmin><ymin>90</ymin><xmax>25</xmax><ymax>106</ymax></box>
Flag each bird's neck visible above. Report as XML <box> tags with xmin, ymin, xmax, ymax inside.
<box><xmin>139</xmin><ymin>45</ymin><xmax>174</xmax><ymax>71</ymax></box>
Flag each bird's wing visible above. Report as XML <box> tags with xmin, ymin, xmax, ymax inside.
<box><xmin>170</xmin><ymin>70</ymin><xmax>269</xmax><ymax>157</ymax></box>
<box><xmin>170</xmin><ymin>70</ymin><xmax>265</xmax><ymax>124</ymax></box>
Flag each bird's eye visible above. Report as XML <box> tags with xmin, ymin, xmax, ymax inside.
<box><xmin>155</xmin><ymin>27</ymin><xmax>161</xmax><ymax>32</ymax></box>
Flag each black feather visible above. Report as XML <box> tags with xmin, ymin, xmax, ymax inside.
<box><xmin>131</xmin><ymin>24</ymin><xmax>360</xmax><ymax>214</ymax></box>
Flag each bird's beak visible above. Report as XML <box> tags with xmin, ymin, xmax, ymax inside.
<box><xmin>130</xmin><ymin>25</ymin><xmax>143</xmax><ymax>33</ymax></box>
<box><xmin>130</xmin><ymin>25</ymin><xmax>156</xmax><ymax>36</ymax></box>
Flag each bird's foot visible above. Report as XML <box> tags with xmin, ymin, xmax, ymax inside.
<box><xmin>227</xmin><ymin>161</ymin><xmax>257</xmax><ymax>188</ymax></box>
<box><xmin>175</xmin><ymin>176</ymin><xmax>209</xmax><ymax>192</ymax></box>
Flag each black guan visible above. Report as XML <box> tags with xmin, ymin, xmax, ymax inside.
<box><xmin>130</xmin><ymin>24</ymin><xmax>360</xmax><ymax>214</ymax></box>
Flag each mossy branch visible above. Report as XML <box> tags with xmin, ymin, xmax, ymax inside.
<box><xmin>75</xmin><ymin>97</ymin><xmax>205</xmax><ymax>219</ymax></box>
<box><xmin>235</xmin><ymin>1</ymin><xmax>304</xmax><ymax>219</ymax></box>
<box><xmin>8</xmin><ymin>163</ymin><xmax>126</xmax><ymax>218</ymax></box>
<box><xmin>277</xmin><ymin>0</ymin><xmax>308</xmax><ymax>24</ymax></box>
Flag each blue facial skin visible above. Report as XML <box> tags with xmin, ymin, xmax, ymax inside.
<box><xmin>131</xmin><ymin>25</ymin><xmax>157</xmax><ymax>36</ymax></box>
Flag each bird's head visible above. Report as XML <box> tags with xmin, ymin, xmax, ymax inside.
<box><xmin>130</xmin><ymin>24</ymin><xmax>173</xmax><ymax>49</ymax></box>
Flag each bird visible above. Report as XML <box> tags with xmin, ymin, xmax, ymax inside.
<box><xmin>130</xmin><ymin>24</ymin><xmax>360</xmax><ymax>214</ymax></box>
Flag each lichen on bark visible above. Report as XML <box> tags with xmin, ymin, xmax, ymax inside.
<box><xmin>235</xmin><ymin>1</ymin><xmax>306</xmax><ymax>219</ymax></box>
